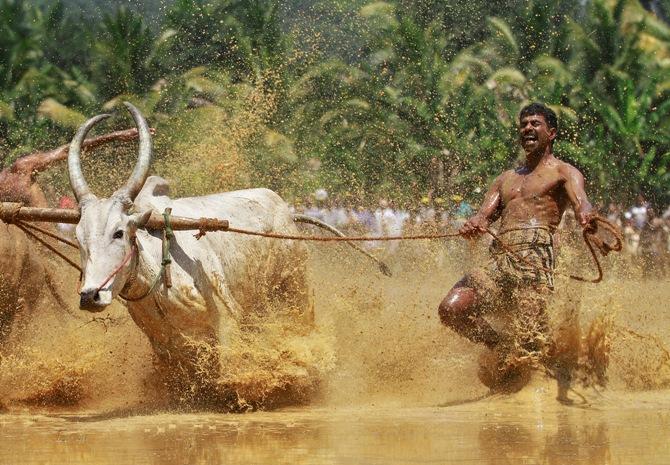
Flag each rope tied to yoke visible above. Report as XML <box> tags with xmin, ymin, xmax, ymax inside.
<box><xmin>119</xmin><ymin>208</ymin><xmax>174</xmax><ymax>302</ymax></box>
<box><xmin>0</xmin><ymin>202</ymin><xmax>22</xmax><ymax>224</ymax></box>
<box><xmin>194</xmin><ymin>217</ymin><xmax>221</xmax><ymax>239</ymax></box>
<box><xmin>4</xmin><ymin>201</ymin><xmax>622</xmax><ymax>286</ymax></box>
<box><xmin>0</xmin><ymin>202</ymin><xmax>82</xmax><ymax>272</ymax></box>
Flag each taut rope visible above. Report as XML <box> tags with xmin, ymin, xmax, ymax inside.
<box><xmin>224</xmin><ymin>215</ymin><xmax>622</xmax><ymax>284</ymax></box>
<box><xmin>3</xmin><ymin>204</ymin><xmax>622</xmax><ymax>285</ymax></box>
<box><xmin>13</xmin><ymin>222</ymin><xmax>82</xmax><ymax>272</ymax></box>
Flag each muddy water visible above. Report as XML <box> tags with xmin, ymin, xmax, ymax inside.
<box><xmin>2</xmin><ymin>390</ymin><xmax>670</xmax><ymax>464</ymax></box>
<box><xmin>1</xmin><ymin>242</ymin><xmax>669</xmax><ymax>464</ymax></box>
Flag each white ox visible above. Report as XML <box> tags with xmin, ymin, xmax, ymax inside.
<box><xmin>69</xmin><ymin>103</ymin><xmax>333</xmax><ymax>406</ymax></box>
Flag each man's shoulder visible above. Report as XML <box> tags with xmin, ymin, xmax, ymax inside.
<box><xmin>554</xmin><ymin>158</ymin><xmax>583</xmax><ymax>178</ymax></box>
<box><xmin>497</xmin><ymin>168</ymin><xmax>518</xmax><ymax>180</ymax></box>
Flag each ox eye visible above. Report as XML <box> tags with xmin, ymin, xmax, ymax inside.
<box><xmin>113</xmin><ymin>230</ymin><xmax>124</xmax><ymax>239</ymax></box>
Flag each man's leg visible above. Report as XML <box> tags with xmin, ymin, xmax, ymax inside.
<box><xmin>512</xmin><ymin>286</ymin><xmax>552</xmax><ymax>356</ymax></box>
<box><xmin>512</xmin><ymin>285</ymin><xmax>576</xmax><ymax>401</ymax></box>
<box><xmin>438</xmin><ymin>277</ymin><xmax>500</xmax><ymax>349</ymax></box>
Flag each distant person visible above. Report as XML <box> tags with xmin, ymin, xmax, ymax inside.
<box><xmin>304</xmin><ymin>197</ymin><xmax>324</xmax><ymax>221</ymax></box>
<box><xmin>417</xmin><ymin>196</ymin><xmax>437</xmax><ymax>230</ymax></box>
<box><xmin>623</xmin><ymin>217</ymin><xmax>640</xmax><ymax>256</ymax></box>
<box><xmin>56</xmin><ymin>195</ymin><xmax>77</xmax><ymax>239</ymax></box>
<box><xmin>606</xmin><ymin>202</ymin><xmax>623</xmax><ymax>228</ymax></box>
<box><xmin>437</xmin><ymin>102</ymin><xmax>595</xmax><ymax>402</ymax></box>
<box><xmin>628</xmin><ymin>194</ymin><xmax>649</xmax><ymax>230</ymax></box>
<box><xmin>638</xmin><ymin>208</ymin><xmax>668</xmax><ymax>275</ymax></box>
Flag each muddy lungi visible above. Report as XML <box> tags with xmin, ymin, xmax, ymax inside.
<box><xmin>489</xmin><ymin>227</ymin><xmax>555</xmax><ymax>289</ymax></box>
<box><xmin>466</xmin><ymin>227</ymin><xmax>556</xmax><ymax>312</ymax></box>
<box><xmin>466</xmin><ymin>227</ymin><xmax>572</xmax><ymax>387</ymax></box>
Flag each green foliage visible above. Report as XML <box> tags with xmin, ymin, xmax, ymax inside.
<box><xmin>91</xmin><ymin>7</ymin><xmax>161</xmax><ymax>100</ymax></box>
<box><xmin>0</xmin><ymin>0</ymin><xmax>669</xmax><ymax>207</ymax></box>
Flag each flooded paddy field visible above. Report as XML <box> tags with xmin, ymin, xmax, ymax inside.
<box><xmin>0</xmin><ymin>242</ymin><xmax>669</xmax><ymax>464</ymax></box>
<box><xmin>3</xmin><ymin>394</ymin><xmax>670</xmax><ymax>465</ymax></box>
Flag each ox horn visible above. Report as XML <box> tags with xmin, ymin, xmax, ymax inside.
<box><xmin>117</xmin><ymin>102</ymin><xmax>152</xmax><ymax>201</ymax></box>
<box><xmin>68</xmin><ymin>113</ymin><xmax>111</xmax><ymax>204</ymax></box>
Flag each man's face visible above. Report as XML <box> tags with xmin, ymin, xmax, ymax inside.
<box><xmin>518</xmin><ymin>113</ymin><xmax>556</xmax><ymax>154</ymax></box>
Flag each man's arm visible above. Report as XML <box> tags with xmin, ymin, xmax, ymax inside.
<box><xmin>12</xmin><ymin>128</ymin><xmax>150</xmax><ymax>177</ymax></box>
<box><xmin>459</xmin><ymin>173</ymin><xmax>505</xmax><ymax>237</ymax></box>
<box><xmin>562</xmin><ymin>163</ymin><xmax>594</xmax><ymax>227</ymax></box>
<box><xmin>0</xmin><ymin>128</ymin><xmax>154</xmax><ymax>207</ymax></box>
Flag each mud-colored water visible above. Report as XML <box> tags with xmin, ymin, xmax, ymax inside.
<box><xmin>2</xmin><ymin>390</ymin><xmax>670</xmax><ymax>465</ymax></box>
<box><xmin>1</xmin><ymin>239</ymin><xmax>669</xmax><ymax>464</ymax></box>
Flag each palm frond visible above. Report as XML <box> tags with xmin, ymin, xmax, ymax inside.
<box><xmin>36</xmin><ymin>98</ymin><xmax>86</xmax><ymax>128</ymax></box>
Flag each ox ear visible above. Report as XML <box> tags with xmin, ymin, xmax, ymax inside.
<box><xmin>130</xmin><ymin>209</ymin><xmax>153</xmax><ymax>230</ymax></box>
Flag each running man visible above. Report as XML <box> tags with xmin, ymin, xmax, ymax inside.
<box><xmin>438</xmin><ymin>102</ymin><xmax>594</xmax><ymax>401</ymax></box>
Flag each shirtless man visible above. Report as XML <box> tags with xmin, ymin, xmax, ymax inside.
<box><xmin>0</xmin><ymin>128</ymin><xmax>150</xmax><ymax>207</ymax></box>
<box><xmin>438</xmin><ymin>102</ymin><xmax>594</xmax><ymax>399</ymax></box>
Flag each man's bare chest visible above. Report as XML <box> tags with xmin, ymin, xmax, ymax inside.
<box><xmin>500</xmin><ymin>168</ymin><xmax>565</xmax><ymax>204</ymax></box>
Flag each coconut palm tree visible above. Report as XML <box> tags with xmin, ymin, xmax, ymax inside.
<box><xmin>90</xmin><ymin>7</ymin><xmax>167</xmax><ymax>101</ymax></box>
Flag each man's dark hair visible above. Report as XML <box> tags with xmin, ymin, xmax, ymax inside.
<box><xmin>519</xmin><ymin>102</ymin><xmax>558</xmax><ymax>131</ymax></box>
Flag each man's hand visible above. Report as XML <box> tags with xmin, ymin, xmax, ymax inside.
<box><xmin>577</xmin><ymin>209</ymin><xmax>595</xmax><ymax>229</ymax></box>
<box><xmin>459</xmin><ymin>214</ymin><xmax>489</xmax><ymax>238</ymax></box>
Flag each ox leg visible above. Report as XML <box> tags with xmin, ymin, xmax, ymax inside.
<box><xmin>154</xmin><ymin>333</ymin><xmax>249</xmax><ymax>411</ymax></box>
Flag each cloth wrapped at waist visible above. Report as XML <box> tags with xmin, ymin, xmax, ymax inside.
<box><xmin>487</xmin><ymin>227</ymin><xmax>556</xmax><ymax>289</ymax></box>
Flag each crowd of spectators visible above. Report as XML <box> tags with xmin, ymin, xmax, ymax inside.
<box><xmin>290</xmin><ymin>190</ymin><xmax>475</xmax><ymax>249</ymax></box>
<box><xmin>605</xmin><ymin>194</ymin><xmax>670</xmax><ymax>273</ymax></box>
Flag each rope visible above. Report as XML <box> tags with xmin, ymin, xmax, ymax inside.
<box><xmin>5</xmin><ymin>206</ymin><xmax>622</xmax><ymax>286</ymax></box>
<box><xmin>161</xmin><ymin>208</ymin><xmax>174</xmax><ymax>288</ymax></box>
<box><xmin>225</xmin><ymin>226</ymin><xmax>462</xmax><ymax>241</ymax></box>
<box><xmin>0</xmin><ymin>202</ymin><xmax>82</xmax><ymax>272</ymax></box>
<box><xmin>195</xmin><ymin>218</ymin><xmax>222</xmax><ymax>239</ymax></box>
<box><xmin>95</xmin><ymin>244</ymin><xmax>135</xmax><ymax>294</ymax></box>
<box><xmin>18</xmin><ymin>221</ymin><xmax>79</xmax><ymax>249</ymax></box>
<box><xmin>120</xmin><ymin>208</ymin><xmax>174</xmax><ymax>302</ymax></box>
<box><xmin>120</xmin><ymin>265</ymin><xmax>164</xmax><ymax>302</ymax></box>
<box><xmin>0</xmin><ymin>203</ymin><xmax>22</xmax><ymax>224</ymax></box>
<box><xmin>13</xmin><ymin>222</ymin><xmax>82</xmax><ymax>272</ymax></box>
<box><xmin>225</xmin><ymin>215</ymin><xmax>622</xmax><ymax>284</ymax></box>
<box><xmin>484</xmin><ymin>216</ymin><xmax>621</xmax><ymax>284</ymax></box>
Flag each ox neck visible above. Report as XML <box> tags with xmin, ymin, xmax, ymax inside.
<box><xmin>119</xmin><ymin>230</ymin><xmax>167</xmax><ymax>302</ymax></box>
<box><xmin>119</xmin><ymin>239</ymin><xmax>143</xmax><ymax>300</ymax></box>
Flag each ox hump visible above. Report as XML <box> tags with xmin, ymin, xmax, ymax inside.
<box><xmin>134</xmin><ymin>176</ymin><xmax>171</xmax><ymax>210</ymax></box>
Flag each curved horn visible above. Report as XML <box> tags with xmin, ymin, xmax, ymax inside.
<box><xmin>118</xmin><ymin>102</ymin><xmax>152</xmax><ymax>201</ymax></box>
<box><xmin>68</xmin><ymin>114</ymin><xmax>110</xmax><ymax>204</ymax></box>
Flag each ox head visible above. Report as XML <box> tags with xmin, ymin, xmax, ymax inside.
<box><xmin>69</xmin><ymin>102</ymin><xmax>153</xmax><ymax>311</ymax></box>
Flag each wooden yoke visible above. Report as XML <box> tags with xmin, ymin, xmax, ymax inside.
<box><xmin>0</xmin><ymin>202</ymin><xmax>230</xmax><ymax>232</ymax></box>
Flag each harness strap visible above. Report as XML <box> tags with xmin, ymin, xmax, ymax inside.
<box><xmin>162</xmin><ymin>208</ymin><xmax>174</xmax><ymax>288</ymax></box>
<box><xmin>120</xmin><ymin>265</ymin><xmax>164</xmax><ymax>302</ymax></box>
<box><xmin>120</xmin><ymin>208</ymin><xmax>174</xmax><ymax>302</ymax></box>
<box><xmin>95</xmin><ymin>243</ymin><xmax>135</xmax><ymax>293</ymax></box>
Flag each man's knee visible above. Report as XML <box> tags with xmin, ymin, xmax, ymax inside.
<box><xmin>438</xmin><ymin>286</ymin><xmax>477</xmax><ymax>327</ymax></box>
